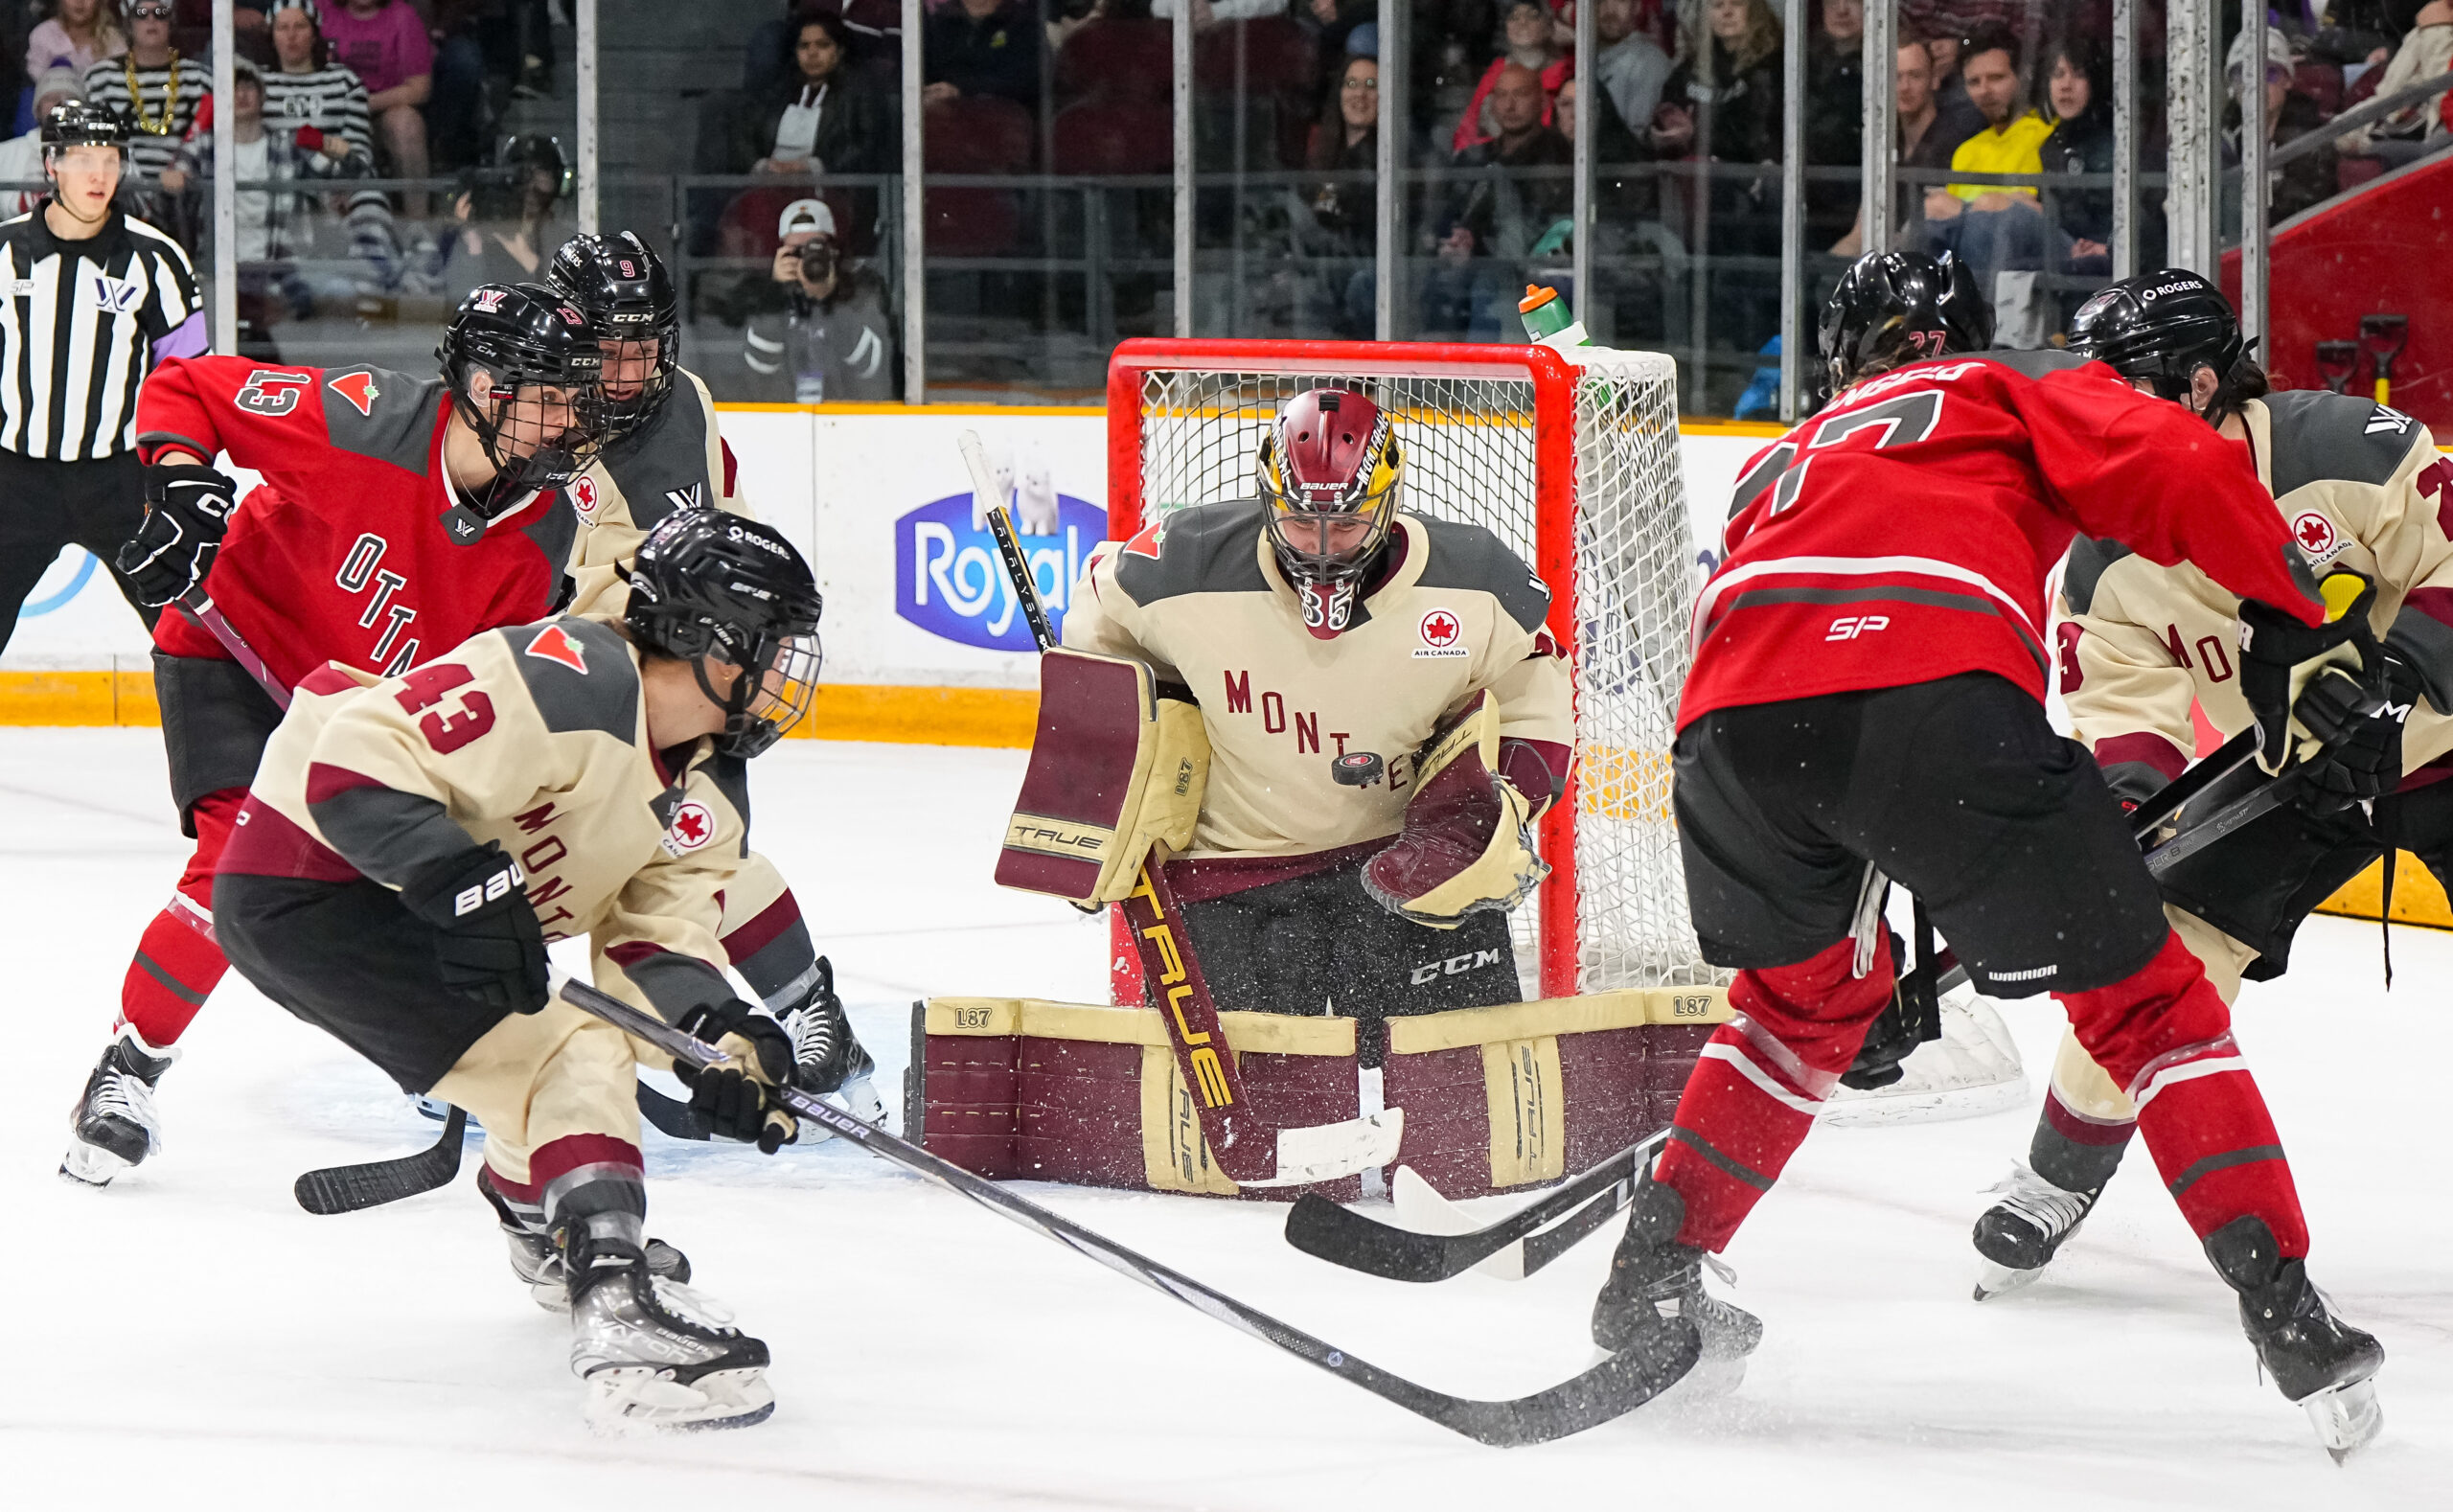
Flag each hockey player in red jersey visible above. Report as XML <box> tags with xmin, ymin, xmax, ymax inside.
<box><xmin>61</xmin><ymin>282</ymin><xmax>611</xmax><ymax>1186</ymax></box>
<box><xmin>1591</xmin><ymin>252</ymin><xmax>2385</xmax><ymax>1457</ymax></box>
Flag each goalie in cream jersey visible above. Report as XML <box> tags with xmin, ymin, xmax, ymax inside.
<box><xmin>1975</xmin><ymin>269</ymin><xmax>2453</xmax><ymax>1298</ymax></box>
<box><xmin>544</xmin><ymin>230</ymin><xmax>881</xmax><ymax>1126</ymax></box>
<box><xmin>213</xmin><ymin>508</ymin><xmax>823</xmax><ymax>1433</ymax></box>
<box><xmin>1060</xmin><ymin>385</ymin><xmax>1572</xmax><ymax>1055</ymax></box>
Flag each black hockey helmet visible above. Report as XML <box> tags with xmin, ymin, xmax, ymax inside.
<box><xmin>40</xmin><ymin>99</ymin><xmax>126</xmax><ymax>155</ymax></box>
<box><xmin>2069</xmin><ymin>268</ymin><xmax>2253</xmax><ymax>416</ymax></box>
<box><xmin>1819</xmin><ymin>250</ymin><xmax>1993</xmax><ymax>392</ymax></box>
<box><xmin>625</xmin><ymin>506</ymin><xmax>824</xmax><ymax>759</ymax></box>
<box><xmin>436</xmin><ymin>282</ymin><xmax>608</xmax><ymax>529</ymax></box>
<box><xmin>547</xmin><ymin>231</ymin><xmax>679</xmax><ymax>440</ymax></box>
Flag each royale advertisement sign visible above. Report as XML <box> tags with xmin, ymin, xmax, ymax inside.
<box><xmin>893</xmin><ymin>491</ymin><xmax>1107</xmax><ymax>653</ymax></box>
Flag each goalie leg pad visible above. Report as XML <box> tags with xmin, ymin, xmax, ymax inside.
<box><xmin>997</xmin><ymin>650</ymin><xmax>1208</xmax><ymax>906</ymax></box>
<box><xmin>1362</xmin><ymin>691</ymin><xmax>1548</xmax><ymax>928</ymax></box>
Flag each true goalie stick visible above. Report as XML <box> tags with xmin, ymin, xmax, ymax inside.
<box><xmin>551</xmin><ymin>971</ymin><xmax>1692</xmax><ymax>1444</ymax></box>
<box><xmin>294</xmin><ymin>1104</ymin><xmax>469</xmax><ymax>1214</ymax></box>
<box><xmin>957</xmin><ymin>430</ymin><xmax>1400</xmax><ymax>1187</ymax></box>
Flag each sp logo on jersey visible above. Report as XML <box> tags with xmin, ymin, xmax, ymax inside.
<box><xmin>1413</xmin><ymin>607</ymin><xmax>1469</xmax><ymax>659</ymax></box>
<box><xmin>2291</xmin><ymin>511</ymin><xmax>2349</xmax><ymax>568</ymax></box>
<box><xmin>327</xmin><ymin>371</ymin><xmax>379</xmax><ymax>417</ymax></box>
<box><xmin>661</xmin><ymin>801</ymin><xmax>715</xmax><ymax>856</ymax></box>
<box><xmin>86</xmin><ymin>273</ymin><xmax>143</xmax><ymax>313</ymax></box>
<box><xmin>571</xmin><ymin>474</ymin><xmax>601</xmax><ymax>521</ymax></box>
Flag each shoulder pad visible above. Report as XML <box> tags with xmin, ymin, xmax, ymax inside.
<box><xmin>2061</xmin><ymin>537</ymin><xmax>2134</xmax><ymax>617</ymax></box>
<box><xmin>2260</xmin><ymin>390</ymin><xmax>2426</xmax><ymax>498</ymax></box>
<box><xmin>507</xmin><ymin>618</ymin><xmax>639</xmax><ymax>740</ymax></box>
<box><xmin>1411</xmin><ymin>515</ymin><xmax>1552</xmax><ymax>633</ymax></box>
<box><xmin>597</xmin><ymin>379</ymin><xmax>717</xmax><ymax>532</ymax></box>
<box><xmin>1112</xmin><ymin>500</ymin><xmax>1271</xmax><ymax>605</ymax></box>
<box><xmin>319</xmin><ymin>368</ymin><xmax>442</xmax><ymax>474</ymax></box>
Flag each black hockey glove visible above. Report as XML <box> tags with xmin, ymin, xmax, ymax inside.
<box><xmin>2236</xmin><ymin>573</ymin><xmax>2380</xmax><ymax>772</ymax></box>
<box><xmin>115</xmin><ymin>465</ymin><xmax>240</xmax><ymax>607</ymax></box>
<box><xmin>675</xmin><ymin>998</ymin><xmax>799</xmax><ymax>1153</ymax></box>
<box><xmin>2291</xmin><ymin>647</ymin><xmax>2420</xmax><ymax>813</ymax></box>
<box><xmin>1840</xmin><ymin>928</ymin><xmax>1942</xmax><ymax>1091</ymax></box>
<box><xmin>398</xmin><ymin>841</ymin><xmax>550</xmax><ymax>1016</ymax></box>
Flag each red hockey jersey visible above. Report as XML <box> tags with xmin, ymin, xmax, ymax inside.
<box><xmin>137</xmin><ymin>356</ymin><xmax>574</xmax><ymax>687</ymax></box>
<box><xmin>1680</xmin><ymin>351</ymin><xmax>2326</xmax><ymax>729</ymax></box>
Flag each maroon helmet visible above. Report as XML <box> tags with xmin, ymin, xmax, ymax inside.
<box><xmin>1255</xmin><ymin>387</ymin><xmax>1404</xmax><ymax>637</ymax></box>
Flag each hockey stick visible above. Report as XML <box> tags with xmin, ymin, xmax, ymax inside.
<box><xmin>1284</xmin><ymin>1130</ymin><xmax>1670</xmax><ymax>1284</ymax></box>
<box><xmin>174</xmin><ymin>586</ymin><xmax>291</xmax><ymax>711</ymax></box>
<box><xmin>552</xmin><ymin>970</ymin><xmax>1693</xmax><ymax>1443</ymax></box>
<box><xmin>958</xmin><ymin>430</ymin><xmax>1399</xmax><ymax>1187</ymax></box>
<box><xmin>293</xmin><ymin>1104</ymin><xmax>468</xmax><ymax>1214</ymax></box>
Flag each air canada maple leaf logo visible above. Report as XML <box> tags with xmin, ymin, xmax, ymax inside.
<box><xmin>328</xmin><ymin>371</ymin><xmax>379</xmax><ymax>417</ymax></box>
<box><xmin>525</xmin><ymin>623</ymin><xmax>588</xmax><ymax>674</ymax></box>
<box><xmin>664</xmin><ymin>801</ymin><xmax>714</xmax><ymax>854</ymax></box>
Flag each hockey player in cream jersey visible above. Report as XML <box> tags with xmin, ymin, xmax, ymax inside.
<box><xmin>214</xmin><ymin>508</ymin><xmax>823</xmax><ymax>1432</ymax></box>
<box><xmin>1976</xmin><ymin>269</ymin><xmax>2453</xmax><ymax>1312</ymax></box>
<box><xmin>545</xmin><ymin>230</ymin><xmax>880</xmax><ymax>1124</ymax></box>
<box><xmin>1060</xmin><ymin>385</ymin><xmax>1572</xmax><ymax>1055</ymax></box>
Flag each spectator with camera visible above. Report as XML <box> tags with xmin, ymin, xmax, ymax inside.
<box><xmin>441</xmin><ymin>131</ymin><xmax>569</xmax><ymax>295</ymax></box>
<box><xmin>742</xmin><ymin>197</ymin><xmax>893</xmax><ymax>403</ymax></box>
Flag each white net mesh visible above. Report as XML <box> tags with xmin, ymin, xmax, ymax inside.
<box><xmin>1128</xmin><ymin>344</ymin><xmax>1716</xmax><ymax>994</ymax></box>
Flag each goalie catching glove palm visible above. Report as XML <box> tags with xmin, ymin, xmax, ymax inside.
<box><xmin>674</xmin><ymin>999</ymin><xmax>799</xmax><ymax>1153</ymax></box>
<box><xmin>1362</xmin><ymin>690</ymin><xmax>1552</xmax><ymax>928</ymax></box>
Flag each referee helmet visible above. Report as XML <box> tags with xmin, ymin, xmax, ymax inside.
<box><xmin>40</xmin><ymin>100</ymin><xmax>126</xmax><ymax>156</ymax></box>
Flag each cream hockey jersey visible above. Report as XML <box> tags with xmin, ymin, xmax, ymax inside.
<box><xmin>563</xmin><ymin>370</ymin><xmax>750</xmax><ymax>618</ymax></box>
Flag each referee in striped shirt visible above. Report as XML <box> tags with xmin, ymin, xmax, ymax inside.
<box><xmin>0</xmin><ymin>101</ymin><xmax>204</xmax><ymax>655</ymax></box>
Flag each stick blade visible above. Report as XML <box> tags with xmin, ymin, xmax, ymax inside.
<box><xmin>1391</xmin><ymin>1165</ymin><xmax>1526</xmax><ymax>1279</ymax></box>
<box><xmin>292</xmin><ymin>1106</ymin><xmax>467</xmax><ymax>1215</ymax></box>
<box><xmin>1430</xmin><ymin>1326</ymin><xmax>1703</xmax><ymax>1447</ymax></box>
<box><xmin>1239</xmin><ymin>1108</ymin><xmax>1406</xmax><ymax>1188</ymax></box>
<box><xmin>1283</xmin><ymin>1191</ymin><xmax>1475</xmax><ymax>1282</ymax></box>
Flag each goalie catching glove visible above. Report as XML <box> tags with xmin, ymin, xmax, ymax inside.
<box><xmin>674</xmin><ymin>998</ymin><xmax>798</xmax><ymax>1153</ymax></box>
<box><xmin>2236</xmin><ymin>571</ymin><xmax>2390</xmax><ymax>794</ymax></box>
<box><xmin>116</xmin><ymin>465</ymin><xmax>240</xmax><ymax>607</ymax></box>
<box><xmin>1361</xmin><ymin>690</ymin><xmax>1552</xmax><ymax>928</ymax></box>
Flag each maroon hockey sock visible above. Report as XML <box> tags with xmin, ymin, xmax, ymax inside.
<box><xmin>118</xmin><ymin>896</ymin><xmax>229</xmax><ymax>1047</ymax></box>
<box><xmin>2056</xmin><ymin>930</ymin><xmax>2308</xmax><ymax>1257</ymax></box>
<box><xmin>532</xmin><ymin>1133</ymin><xmax>649</xmax><ymax>1238</ymax></box>
<box><xmin>1655</xmin><ymin>934</ymin><xmax>1894</xmax><ymax>1252</ymax></box>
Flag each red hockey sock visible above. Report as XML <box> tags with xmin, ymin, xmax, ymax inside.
<box><xmin>1654</xmin><ymin>933</ymin><xmax>1895</xmax><ymax>1252</ymax></box>
<box><xmin>2056</xmin><ymin>930</ymin><xmax>2308</xmax><ymax>1258</ymax></box>
<box><xmin>118</xmin><ymin>895</ymin><xmax>229</xmax><ymax>1047</ymax></box>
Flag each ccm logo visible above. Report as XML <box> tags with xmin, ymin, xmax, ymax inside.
<box><xmin>1411</xmin><ymin>948</ymin><xmax>1503</xmax><ymax>985</ymax></box>
<box><xmin>1825</xmin><ymin>614</ymin><xmax>1891</xmax><ymax>641</ymax></box>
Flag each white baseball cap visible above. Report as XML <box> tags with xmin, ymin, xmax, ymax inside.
<box><xmin>778</xmin><ymin>198</ymin><xmax>836</xmax><ymax>240</ymax></box>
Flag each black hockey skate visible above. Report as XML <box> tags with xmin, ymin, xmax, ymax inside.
<box><xmin>566</xmin><ymin>1224</ymin><xmax>774</xmax><ymax>1434</ymax></box>
<box><xmin>1971</xmin><ymin>1162</ymin><xmax>2098</xmax><ymax>1300</ymax></box>
<box><xmin>1591</xmin><ymin>1175</ymin><xmax>1759</xmax><ymax>1400</ymax></box>
<box><xmin>59</xmin><ymin>1025</ymin><xmax>177</xmax><ymax>1188</ymax></box>
<box><xmin>2206</xmin><ymin>1217</ymin><xmax>2385</xmax><ymax>1462</ymax></box>
<box><xmin>780</xmin><ymin>958</ymin><xmax>883</xmax><ymax>1125</ymax></box>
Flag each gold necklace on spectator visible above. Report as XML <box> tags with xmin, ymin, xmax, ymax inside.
<box><xmin>125</xmin><ymin>51</ymin><xmax>181</xmax><ymax>134</ymax></box>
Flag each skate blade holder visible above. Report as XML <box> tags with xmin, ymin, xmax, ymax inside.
<box><xmin>2304</xmin><ymin>1376</ymin><xmax>2382</xmax><ymax>1465</ymax></box>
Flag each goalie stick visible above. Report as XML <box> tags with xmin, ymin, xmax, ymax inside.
<box><xmin>551</xmin><ymin>970</ymin><xmax>1692</xmax><ymax>1443</ymax></box>
<box><xmin>293</xmin><ymin>1104</ymin><xmax>468</xmax><ymax>1214</ymax></box>
<box><xmin>957</xmin><ymin>430</ymin><xmax>1400</xmax><ymax>1187</ymax></box>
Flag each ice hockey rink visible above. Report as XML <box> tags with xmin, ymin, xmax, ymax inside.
<box><xmin>4</xmin><ymin>727</ymin><xmax>2443</xmax><ymax>1511</ymax></box>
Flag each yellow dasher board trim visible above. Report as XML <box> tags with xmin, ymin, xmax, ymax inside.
<box><xmin>2314</xmin><ymin>851</ymin><xmax>2453</xmax><ymax>929</ymax></box>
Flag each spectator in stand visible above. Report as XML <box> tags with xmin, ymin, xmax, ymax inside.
<box><xmin>1454</xmin><ymin>1</ymin><xmax>1568</xmax><ymax>154</ymax></box>
<box><xmin>80</xmin><ymin>0</ymin><xmax>209</xmax><ymax>217</ymax></box>
<box><xmin>1926</xmin><ymin>25</ymin><xmax>2051</xmax><ymax>221</ymax></box>
<box><xmin>749</xmin><ymin>2</ymin><xmax>904</xmax><ymax>94</ymax></box>
<box><xmin>2337</xmin><ymin>0</ymin><xmax>2453</xmax><ymax>166</ymax></box>
<box><xmin>1299</xmin><ymin>0</ymin><xmax>1374</xmax><ymax>82</ymax></box>
<box><xmin>27</xmin><ymin>0</ymin><xmax>125</xmax><ymax>83</ymax></box>
<box><xmin>743</xmin><ymin>196</ymin><xmax>894</xmax><ymax>401</ymax></box>
<box><xmin>1926</xmin><ymin>29</ymin><xmax>1977</xmax><ymax>130</ymax></box>
<box><xmin>1652</xmin><ymin>0</ymin><xmax>1782</xmax><ymax>169</ymax></box>
<box><xmin>722</xmin><ymin>13</ymin><xmax>888</xmax><ymax>177</ymax></box>
<box><xmin>261</xmin><ymin>0</ymin><xmax>373</xmax><ymax>157</ymax></box>
<box><xmin>1589</xmin><ymin>0</ymin><xmax>1671</xmax><ymax>147</ymax></box>
<box><xmin>2039</xmin><ymin>34</ymin><xmax>2114</xmax><ymax>271</ymax></box>
<box><xmin>1804</xmin><ymin>0</ymin><xmax>1864</xmax><ymax>247</ymax></box>
<box><xmin>2231</xmin><ymin>24</ymin><xmax>2338</xmax><ymax>224</ymax></box>
<box><xmin>1300</xmin><ymin>49</ymin><xmax>1377</xmax><ymax>336</ymax></box>
<box><xmin>1833</xmin><ymin>31</ymin><xmax>1978</xmax><ymax>254</ymax></box>
<box><xmin>923</xmin><ymin>0</ymin><xmax>1041</xmax><ymax>110</ymax></box>
<box><xmin>441</xmin><ymin>130</ymin><xmax>568</xmax><ymax>294</ymax></box>
<box><xmin>1426</xmin><ymin>59</ymin><xmax>1570</xmax><ymax>336</ymax></box>
<box><xmin>0</xmin><ymin>67</ymin><xmax>84</xmax><ymax>217</ymax></box>
<box><xmin>318</xmin><ymin>0</ymin><xmax>433</xmax><ymax>216</ymax></box>
<box><xmin>423</xmin><ymin>0</ymin><xmax>490</xmax><ymax>171</ymax></box>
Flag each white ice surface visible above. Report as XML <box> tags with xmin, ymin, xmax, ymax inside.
<box><xmin>2</xmin><ymin>728</ymin><xmax>2444</xmax><ymax>1510</ymax></box>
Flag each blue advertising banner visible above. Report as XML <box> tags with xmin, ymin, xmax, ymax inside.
<box><xmin>893</xmin><ymin>491</ymin><xmax>1109</xmax><ymax>653</ymax></box>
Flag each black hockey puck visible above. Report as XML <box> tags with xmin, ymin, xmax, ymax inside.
<box><xmin>1331</xmin><ymin>751</ymin><xmax>1386</xmax><ymax>787</ymax></box>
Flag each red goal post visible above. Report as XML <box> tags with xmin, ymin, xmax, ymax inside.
<box><xmin>1102</xmin><ymin>338</ymin><xmax>1709</xmax><ymax>1004</ymax></box>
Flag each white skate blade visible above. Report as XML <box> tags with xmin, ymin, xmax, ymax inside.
<box><xmin>1390</xmin><ymin>1165</ymin><xmax>1528</xmax><ymax>1279</ymax></box>
<box><xmin>1973</xmin><ymin>1257</ymin><xmax>2047</xmax><ymax>1302</ymax></box>
<box><xmin>834</xmin><ymin>1073</ymin><xmax>887</xmax><ymax>1127</ymax></box>
<box><xmin>2303</xmin><ymin>1376</ymin><xmax>2382</xmax><ymax>1464</ymax></box>
<box><xmin>1237</xmin><ymin>1107</ymin><xmax>1405</xmax><ymax>1188</ymax></box>
<box><xmin>57</xmin><ymin>1139</ymin><xmax>133</xmax><ymax>1189</ymax></box>
<box><xmin>583</xmin><ymin>1365</ymin><xmax>775</xmax><ymax>1435</ymax></box>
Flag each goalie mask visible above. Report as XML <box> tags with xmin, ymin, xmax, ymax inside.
<box><xmin>547</xmin><ymin>230</ymin><xmax>679</xmax><ymax>441</ymax></box>
<box><xmin>1256</xmin><ymin>387</ymin><xmax>1403</xmax><ymax>639</ymax></box>
<box><xmin>437</xmin><ymin>282</ymin><xmax>608</xmax><ymax>532</ymax></box>
<box><xmin>625</xmin><ymin>506</ymin><xmax>825</xmax><ymax>759</ymax></box>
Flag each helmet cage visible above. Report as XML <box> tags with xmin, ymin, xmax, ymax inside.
<box><xmin>447</xmin><ymin>359</ymin><xmax>608</xmax><ymax>520</ymax></box>
<box><xmin>1255</xmin><ymin>401</ymin><xmax>1403</xmax><ymax>592</ymax></box>
<box><xmin>548</xmin><ymin>232</ymin><xmax>680</xmax><ymax>441</ymax></box>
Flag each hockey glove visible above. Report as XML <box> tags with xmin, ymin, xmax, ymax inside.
<box><xmin>398</xmin><ymin>842</ymin><xmax>550</xmax><ymax>1016</ymax></box>
<box><xmin>674</xmin><ymin>998</ymin><xmax>799</xmax><ymax>1153</ymax></box>
<box><xmin>1840</xmin><ymin>929</ymin><xmax>1942</xmax><ymax>1091</ymax></box>
<box><xmin>2292</xmin><ymin>647</ymin><xmax>2419</xmax><ymax>813</ymax></box>
<box><xmin>1361</xmin><ymin>692</ymin><xmax>1550</xmax><ymax>928</ymax></box>
<box><xmin>115</xmin><ymin>465</ymin><xmax>240</xmax><ymax>607</ymax></box>
<box><xmin>2236</xmin><ymin>572</ymin><xmax>2380</xmax><ymax>773</ymax></box>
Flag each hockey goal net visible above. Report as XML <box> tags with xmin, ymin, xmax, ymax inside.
<box><xmin>1106</xmin><ymin>338</ymin><xmax>1708</xmax><ymax>1000</ymax></box>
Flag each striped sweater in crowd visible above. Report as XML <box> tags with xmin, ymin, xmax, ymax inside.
<box><xmin>0</xmin><ymin>207</ymin><xmax>203</xmax><ymax>460</ymax></box>
<box><xmin>262</xmin><ymin>64</ymin><xmax>376</xmax><ymax>158</ymax></box>
<box><xmin>80</xmin><ymin>57</ymin><xmax>214</xmax><ymax>183</ymax></box>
